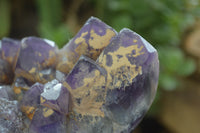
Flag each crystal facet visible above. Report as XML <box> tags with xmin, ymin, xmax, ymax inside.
<box><xmin>0</xmin><ymin>38</ymin><xmax>21</xmax><ymax>84</ymax></box>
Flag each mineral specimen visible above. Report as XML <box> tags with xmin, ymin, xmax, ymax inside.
<box><xmin>0</xmin><ymin>16</ymin><xmax>159</xmax><ymax>133</ymax></box>
<box><xmin>29</xmin><ymin>106</ymin><xmax>67</xmax><ymax>133</ymax></box>
<box><xmin>0</xmin><ymin>38</ymin><xmax>20</xmax><ymax>84</ymax></box>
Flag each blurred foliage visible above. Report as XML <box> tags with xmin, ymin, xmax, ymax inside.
<box><xmin>0</xmin><ymin>0</ymin><xmax>10</xmax><ymax>38</ymax></box>
<box><xmin>36</xmin><ymin>0</ymin><xmax>71</xmax><ymax>48</ymax></box>
<box><xmin>90</xmin><ymin>0</ymin><xmax>199</xmax><ymax>91</ymax></box>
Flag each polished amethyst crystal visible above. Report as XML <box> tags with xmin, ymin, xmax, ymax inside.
<box><xmin>0</xmin><ymin>17</ymin><xmax>159</xmax><ymax>133</ymax></box>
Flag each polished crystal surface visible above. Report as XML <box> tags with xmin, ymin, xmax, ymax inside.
<box><xmin>0</xmin><ymin>17</ymin><xmax>159</xmax><ymax>133</ymax></box>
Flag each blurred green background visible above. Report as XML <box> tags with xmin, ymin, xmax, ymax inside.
<box><xmin>0</xmin><ymin>0</ymin><xmax>200</xmax><ymax>132</ymax></box>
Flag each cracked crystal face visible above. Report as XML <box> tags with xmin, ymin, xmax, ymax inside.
<box><xmin>0</xmin><ymin>17</ymin><xmax>159</xmax><ymax>133</ymax></box>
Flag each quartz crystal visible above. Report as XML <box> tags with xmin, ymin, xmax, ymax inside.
<box><xmin>0</xmin><ymin>16</ymin><xmax>159</xmax><ymax>133</ymax></box>
<box><xmin>0</xmin><ymin>38</ymin><xmax>20</xmax><ymax>84</ymax></box>
<box><xmin>15</xmin><ymin>37</ymin><xmax>57</xmax><ymax>83</ymax></box>
<box><xmin>57</xmin><ymin>17</ymin><xmax>117</xmax><ymax>74</ymax></box>
<box><xmin>40</xmin><ymin>79</ymin><xmax>69</xmax><ymax>114</ymax></box>
<box><xmin>0</xmin><ymin>38</ymin><xmax>21</xmax><ymax>70</ymax></box>
<box><xmin>21</xmin><ymin>83</ymin><xmax>44</xmax><ymax>119</ymax></box>
<box><xmin>96</xmin><ymin>28</ymin><xmax>159</xmax><ymax>132</ymax></box>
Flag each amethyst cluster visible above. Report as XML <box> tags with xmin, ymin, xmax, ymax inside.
<box><xmin>0</xmin><ymin>17</ymin><xmax>159</xmax><ymax>133</ymax></box>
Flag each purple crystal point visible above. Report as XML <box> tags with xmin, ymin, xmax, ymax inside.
<box><xmin>1</xmin><ymin>38</ymin><xmax>21</xmax><ymax>71</ymax></box>
<box><xmin>15</xmin><ymin>37</ymin><xmax>57</xmax><ymax>83</ymax></box>
<box><xmin>21</xmin><ymin>83</ymin><xmax>44</xmax><ymax>119</ymax></box>
<box><xmin>29</xmin><ymin>106</ymin><xmax>67</xmax><ymax>133</ymax></box>
<box><xmin>40</xmin><ymin>79</ymin><xmax>69</xmax><ymax>114</ymax></box>
<box><xmin>64</xmin><ymin>56</ymin><xmax>107</xmax><ymax>116</ymax></box>
<box><xmin>57</xmin><ymin>17</ymin><xmax>117</xmax><ymax>74</ymax></box>
<box><xmin>63</xmin><ymin>56</ymin><xmax>111</xmax><ymax>132</ymax></box>
<box><xmin>96</xmin><ymin>28</ymin><xmax>159</xmax><ymax>132</ymax></box>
